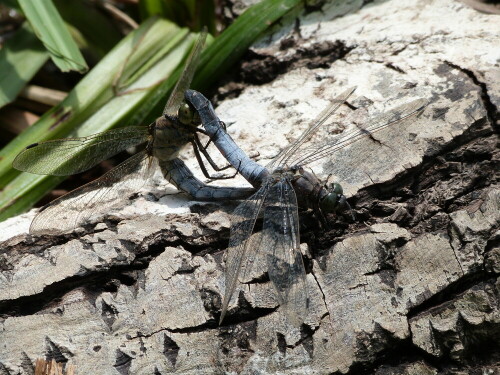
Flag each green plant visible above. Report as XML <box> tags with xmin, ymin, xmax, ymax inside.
<box><xmin>0</xmin><ymin>0</ymin><xmax>302</xmax><ymax>222</ymax></box>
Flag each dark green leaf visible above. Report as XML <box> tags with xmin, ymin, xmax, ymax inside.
<box><xmin>18</xmin><ymin>0</ymin><xmax>88</xmax><ymax>73</ymax></box>
<box><xmin>0</xmin><ymin>23</ymin><xmax>49</xmax><ymax>109</ymax></box>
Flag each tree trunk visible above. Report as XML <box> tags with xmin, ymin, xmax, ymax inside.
<box><xmin>0</xmin><ymin>0</ymin><xmax>498</xmax><ymax>374</ymax></box>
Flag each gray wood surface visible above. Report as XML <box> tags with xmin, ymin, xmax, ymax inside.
<box><xmin>0</xmin><ymin>0</ymin><xmax>498</xmax><ymax>374</ymax></box>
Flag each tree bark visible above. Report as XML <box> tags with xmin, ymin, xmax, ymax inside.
<box><xmin>1</xmin><ymin>0</ymin><xmax>498</xmax><ymax>374</ymax></box>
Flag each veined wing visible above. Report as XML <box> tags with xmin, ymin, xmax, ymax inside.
<box><xmin>287</xmin><ymin>97</ymin><xmax>429</xmax><ymax>167</ymax></box>
<box><xmin>219</xmin><ymin>180</ymin><xmax>272</xmax><ymax>325</ymax></box>
<box><xmin>261</xmin><ymin>177</ymin><xmax>308</xmax><ymax>327</ymax></box>
<box><xmin>163</xmin><ymin>29</ymin><xmax>207</xmax><ymax>117</ymax></box>
<box><xmin>30</xmin><ymin>149</ymin><xmax>155</xmax><ymax>235</ymax></box>
<box><xmin>13</xmin><ymin>127</ymin><xmax>150</xmax><ymax>176</ymax></box>
<box><xmin>267</xmin><ymin>87</ymin><xmax>356</xmax><ymax>170</ymax></box>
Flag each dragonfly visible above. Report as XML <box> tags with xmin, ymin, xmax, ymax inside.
<box><xmin>185</xmin><ymin>88</ymin><xmax>428</xmax><ymax>326</ymax></box>
<box><xmin>13</xmin><ymin>31</ymin><xmax>253</xmax><ymax>235</ymax></box>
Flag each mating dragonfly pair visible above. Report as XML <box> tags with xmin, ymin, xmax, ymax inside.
<box><xmin>14</xmin><ymin>31</ymin><xmax>428</xmax><ymax>326</ymax></box>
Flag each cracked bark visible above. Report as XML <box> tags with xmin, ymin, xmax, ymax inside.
<box><xmin>1</xmin><ymin>0</ymin><xmax>499</xmax><ymax>374</ymax></box>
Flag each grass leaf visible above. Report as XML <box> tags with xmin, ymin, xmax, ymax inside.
<box><xmin>0</xmin><ymin>0</ymin><xmax>304</xmax><ymax>221</ymax></box>
<box><xmin>140</xmin><ymin>0</ymin><xmax>302</xmax><ymax>124</ymax></box>
<box><xmin>54</xmin><ymin>0</ymin><xmax>123</xmax><ymax>59</ymax></box>
<box><xmin>0</xmin><ymin>19</ymin><xmax>197</xmax><ymax>220</ymax></box>
<box><xmin>193</xmin><ymin>0</ymin><xmax>302</xmax><ymax>90</ymax></box>
<box><xmin>18</xmin><ymin>0</ymin><xmax>88</xmax><ymax>73</ymax></box>
<box><xmin>0</xmin><ymin>22</ymin><xmax>49</xmax><ymax>109</ymax></box>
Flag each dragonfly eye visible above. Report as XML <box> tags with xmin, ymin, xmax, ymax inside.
<box><xmin>178</xmin><ymin>102</ymin><xmax>200</xmax><ymax>127</ymax></box>
<box><xmin>331</xmin><ymin>182</ymin><xmax>343</xmax><ymax>196</ymax></box>
<box><xmin>320</xmin><ymin>183</ymin><xmax>348</xmax><ymax>214</ymax></box>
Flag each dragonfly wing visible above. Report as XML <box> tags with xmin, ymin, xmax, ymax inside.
<box><xmin>163</xmin><ymin>29</ymin><xmax>207</xmax><ymax>117</ymax></box>
<box><xmin>220</xmin><ymin>180</ymin><xmax>271</xmax><ymax>324</ymax></box>
<box><xmin>13</xmin><ymin>127</ymin><xmax>150</xmax><ymax>176</ymax></box>
<box><xmin>261</xmin><ymin>177</ymin><xmax>308</xmax><ymax>327</ymax></box>
<box><xmin>288</xmin><ymin>97</ymin><xmax>429</xmax><ymax>167</ymax></box>
<box><xmin>30</xmin><ymin>149</ymin><xmax>155</xmax><ymax>235</ymax></box>
<box><xmin>268</xmin><ymin>87</ymin><xmax>356</xmax><ymax>170</ymax></box>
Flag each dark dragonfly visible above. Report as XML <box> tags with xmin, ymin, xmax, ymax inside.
<box><xmin>13</xmin><ymin>31</ymin><xmax>252</xmax><ymax>235</ymax></box>
<box><xmin>186</xmin><ymin>88</ymin><xmax>428</xmax><ymax>325</ymax></box>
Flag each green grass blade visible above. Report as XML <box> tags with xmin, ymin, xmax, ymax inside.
<box><xmin>139</xmin><ymin>0</ymin><xmax>217</xmax><ymax>34</ymax></box>
<box><xmin>114</xmin><ymin>28</ymin><xmax>189</xmax><ymax>91</ymax></box>
<box><xmin>0</xmin><ymin>174</ymin><xmax>65</xmax><ymax>223</ymax></box>
<box><xmin>140</xmin><ymin>0</ymin><xmax>302</xmax><ymax>124</ymax></box>
<box><xmin>0</xmin><ymin>20</ymin><xmax>198</xmax><ymax>219</ymax></box>
<box><xmin>193</xmin><ymin>0</ymin><xmax>302</xmax><ymax>90</ymax></box>
<box><xmin>126</xmin><ymin>30</ymin><xmax>210</xmax><ymax>126</ymax></box>
<box><xmin>54</xmin><ymin>0</ymin><xmax>123</xmax><ymax>59</ymax></box>
<box><xmin>0</xmin><ymin>18</ymin><xmax>179</xmax><ymax>186</ymax></box>
<box><xmin>0</xmin><ymin>22</ymin><xmax>49</xmax><ymax>109</ymax></box>
<box><xmin>139</xmin><ymin>0</ymin><xmax>167</xmax><ymax>19</ymax></box>
<box><xmin>194</xmin><ymin>1</ymin><xmax>216</xmax><ymax>33</ymax></box>
<box><xmin>18</xmin><ymin>0</ymin><xmax>88</xmax><ymax>73</ymax></box>
<box><xmin>0</xmin><ymin>0</ymin><xmax>303</xmax><ymax>221</ymax></box>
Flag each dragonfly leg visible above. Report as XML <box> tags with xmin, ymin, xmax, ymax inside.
<box><xmin>344</xmin><ymin>199</ymin><xmax>356</xmax><ymax>221</ymax></box>
<box><xmin>196</xmin><ymin>120</ymin><xmax>227</xmax><ymax>149</ymax></box>
<box><xmin>191</xmin><ymin>137</ymin><xmax>239</xmax><ymax>180</ymax></box>
<box><xmin>193</xmin><ymin>133</ymin><xmax>232</xmax><ymax>172</ymax></box>
<box><xmin>314</xmin><ymin>205</ymin><xmax>331</xmax><ymax>230</ymax></box>
<box><xmin>191</xmin><ymin>140</ymin><xmax>238</xmax><ymax>180</ymax></box>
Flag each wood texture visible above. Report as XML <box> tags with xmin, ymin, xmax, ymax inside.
<box><xmin>0</xmin><ymin>0</ymin><xmax>498</xmax><ymax>374</ymax></box>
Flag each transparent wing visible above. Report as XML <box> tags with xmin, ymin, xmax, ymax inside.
<box><xmin>163</xmin><ymin>29</ymin><xmax>207</xmax><ymax>117</ymax></box>
<box><xmin>219</xmin><ymin>180</ymin><xmax>272</xmax><ymax>324</ymax></box>
<box><xmin>287</xmin><ymin>98</ymin><xmax>429</xmax><ymax>168</ymax></box>
<box><xmin>268</xmin><ymin>87</ymin><xmax>356</xmax><ymax>170</ymax></box>
<box><xmin>30</xmin><ymin>149</ymin><xmax>155</xmax><ymax>235</ymax></box>
<box><xmin>13</xmin><ymin>127</ymin><xmax>149</xmax><ymax>176</ymax></box>
<box><xmin>261</xmin><ymin>177</ymin><xmax>308</xmax><ymax>327</ymax></box>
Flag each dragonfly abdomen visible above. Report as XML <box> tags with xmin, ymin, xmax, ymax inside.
<box><xmin>185</xmin><ymin>90</ymin><xmax>268</xmax><ymax>188</ymax></box>
<box><xmin>159</xmin><ymin>158</ymin><xmax>254</xmax><ymax>201</ymax></box>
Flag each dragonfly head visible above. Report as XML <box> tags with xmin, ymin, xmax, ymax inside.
<box><xmin>177</xmin><ymin>102</ymin><xmax>201</xmax><ymax>128</ymax></box>
<box><xmin>319</xmin><ymin>182</ymin><xmax>350</xmax><ymax>214</ymax></box>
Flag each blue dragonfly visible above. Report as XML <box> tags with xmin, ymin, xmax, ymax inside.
<box><xmin>186</xmin><ymin>88</ymin><xmax>428</xmax><ymax>325</ymax></box>
<box><xmin>13</xmin><ymin>31</ymin><xmax>252</xmax><ymax>235</ymax></box>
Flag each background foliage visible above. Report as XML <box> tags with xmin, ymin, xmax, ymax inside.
<box><xmin>0</xmin><ymin>0</ymin><xmax>302</xmax><ymax>221</ymax></box>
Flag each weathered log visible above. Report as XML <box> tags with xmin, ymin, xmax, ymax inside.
<box><xmin>1</xmin><ymin>0</ymin><xmax>498</xmax><ymax>374</ymax></box>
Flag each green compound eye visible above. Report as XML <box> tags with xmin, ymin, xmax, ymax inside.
<box><xmin>178</xmin><ymin>102</ymin><xmax>199</xmax><ymax>126</ymax></box>
<box><xmin>320</xmin><ymin>192</ymin><xmax>340</xmax><ymax>214</ymax></box>
<box><xmin>319</xmin><ymin>183</ymin><xmax>346</xmax><ymax>214</ymax></box>
<box><xmin>332</xmin><ymin>183</ymin><xmax>343</xmax><ymax>196</ymax></box>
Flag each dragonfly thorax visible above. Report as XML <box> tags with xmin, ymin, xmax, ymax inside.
<box><xmin>270</xmin><ymin>166</ymin><xmax>291</xmax><ymax>178</ymax></box>
<box><xmin>270</xmin><ymin>164</ymin><xmax>301</xmax><ymax>176</ymax></box>
<box><xmin>152</xmin><ymin>111</ymin><xmax>197</xmax><ymax>161</ymax></box>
